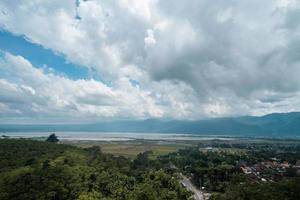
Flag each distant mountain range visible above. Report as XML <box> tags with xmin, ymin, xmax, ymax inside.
<box><xmin>1</xmin><ymin>112</ymin><xmax>300</xmax><ymax>136</ymax></box>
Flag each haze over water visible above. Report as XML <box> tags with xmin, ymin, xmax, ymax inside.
<box><xmin>2</xmin><ymin>132</ymin><xmax>235</xmax><ymax>142</ymax></box>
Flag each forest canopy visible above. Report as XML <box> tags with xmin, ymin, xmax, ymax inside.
<box><xmin>0</xmin><ymin>139</ymin><xmax>191</xmax><ymax>200</ymax></box>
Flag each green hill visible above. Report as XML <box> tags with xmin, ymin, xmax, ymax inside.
<box><xmin>0</xmin><ymin>139</ymin><xmax>191</xmax><ymax>200</ymax></box>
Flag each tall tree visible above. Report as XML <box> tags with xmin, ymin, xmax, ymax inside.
<box><xmin>46</xmin><ymin>133</ymin><xmax>59</xmax><ymax>143</ymax></box>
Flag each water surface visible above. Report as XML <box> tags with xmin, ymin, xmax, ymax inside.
<box><xmin>2</xmin><ymin>132</ymin><xmax>235</xmax><ymax>141</ymax></box>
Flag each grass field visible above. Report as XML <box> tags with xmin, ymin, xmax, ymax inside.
<box><xmin>62</xmin><ymin>137</ymin><xmax>300</xmax><ymax>158</ymax></box>
<box><xmin>100</xmin><ymin>143</ymin><xmax>191</xmax><ymax>158</ymax></box>
<box><xmin>63</xmin><ymin>140</ymin><xmax>193</xmax><ymax>158</ymax></box>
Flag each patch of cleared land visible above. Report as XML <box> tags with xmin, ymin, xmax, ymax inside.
<box><xmin>63</xmin><ymin>140</ymin><xmax>193</xmax><ymax>158</ymax></box>
<box><xmin>100</xmin><ymin>143</ymin><xmax>191</xmax><ymax>158</ymax></box>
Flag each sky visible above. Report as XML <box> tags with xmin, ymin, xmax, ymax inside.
<box><xmin>0</xmin><ymin>0</ymin><xmax>300</xmax><ymax>123</ymax></box>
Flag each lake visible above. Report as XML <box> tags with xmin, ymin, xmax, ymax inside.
<box><xmin>1</xmin><ymin>132</ymin><xmax>235</xmax><ymax>141</ymax></box>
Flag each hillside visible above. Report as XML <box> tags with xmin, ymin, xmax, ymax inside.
<box><xmin>0</xmin><ymin>139</ymin><xmax>190</xmax><ymax>200</ymax></box>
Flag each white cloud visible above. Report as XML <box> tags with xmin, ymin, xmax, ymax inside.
<box><xmin>144</xmin><ymin>29</ymin><xmax>156</xmax><ymax>48</ymax></box>
<box><xmin>1</xmin><ymin>0</ymin><xmax>300</xmax><ymax>122</ymax></box>
<box><xmin>0</xmin><ymin>53</ymin><xmax>202</xmax><ymax>122</ymax></box>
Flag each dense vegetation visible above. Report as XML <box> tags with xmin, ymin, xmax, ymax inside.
<box><xmin>0</xmin><ymin>139</ymin><xmax>191</xmax><ymax>200</ymax></box>
<box><xmin>1</xmin><ymin>138</ymin><xmax>300</xmax><ymax>200</ymax></box>
<box><xmin>158</xmin><ymin>142</ymin><xmax>300</xmax><ymax>200</ymax></box>
<box><xmin>212</xmin><ymin>178</ymin><xmax>300</xmax><ymax>200</ymax></box>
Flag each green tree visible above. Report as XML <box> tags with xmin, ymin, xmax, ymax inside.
<box><xmin>46</xmin><ymin>134</ymin><xmax>59</xmax><ymax>143</ymax></box>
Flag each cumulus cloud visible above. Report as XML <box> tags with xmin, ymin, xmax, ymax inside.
<box><xmin>1</xmin><ymin>0</ymin><xmax>300</xmax><ymax>122</ymax></box>
<box><xmin>0</xmin><ymin>53</ymin><xmax>201</xmax><ymax>122</ymax></box>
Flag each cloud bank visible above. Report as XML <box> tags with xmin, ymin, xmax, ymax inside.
<box><xmin>1</xmin><ymin>0</ymin><xmax>300</xmax><ymax>123</ymax></box>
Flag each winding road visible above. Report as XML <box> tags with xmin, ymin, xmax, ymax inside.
<box><xmin>179</xmin><ymin>174</ymin><xmax>205</xmax><ymax>200</ymax></box>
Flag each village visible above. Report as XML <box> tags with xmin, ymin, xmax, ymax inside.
<box><xmin>239</xmin><ymin>159</ymin><xmax>300</xmax><ymax>182</ymax></box>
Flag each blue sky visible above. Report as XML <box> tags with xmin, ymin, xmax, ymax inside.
<box><xmin>0</xmin><ymin>30</ymin><xmax>88</xmax><ymax>80</ymax></box>
<box><xmin>0</xmin><ymin>0</ymin><xmax>300</xmax><ymax>123</ymax></box>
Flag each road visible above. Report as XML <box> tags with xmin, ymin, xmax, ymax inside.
<box><xmin>179</xmin><ymin>174</ymin><xmax>205</xmax><ymax>200</ymax></box>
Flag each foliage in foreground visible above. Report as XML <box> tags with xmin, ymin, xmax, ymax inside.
<box><xmin>211</xmin><ymin>178</ymin><xmax>300</xmax><ymax>200</ymax></box>
<box><xmin>1</xmin><ymin>139</ymin><xmax>300</xmax><ymax>200</ymax></box>
<box><xmin>0</xmin><ymin>139</ymin><xmax>191</xmax><ymax>200</ymax></box>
